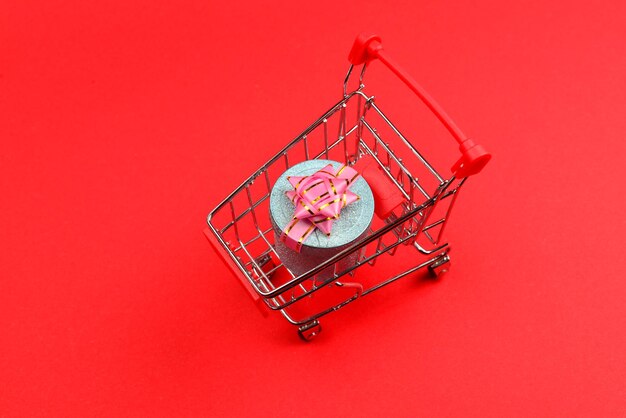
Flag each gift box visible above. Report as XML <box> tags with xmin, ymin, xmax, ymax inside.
<box><xmin>270</xmin><ymin>159</ymin><xmax>374</xmax><ymax>279</ymax></box>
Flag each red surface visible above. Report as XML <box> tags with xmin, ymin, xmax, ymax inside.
<box><xmin>2</xmin><ymin>1</ymin><xmax>626</xmax><ymax>416</ymax></box>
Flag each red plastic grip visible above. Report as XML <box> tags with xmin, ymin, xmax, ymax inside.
<box><xmin>349</xmin><ymin>33</ymin><xmax>491</xmax><ymax>178</ymax></box>
<box><xmin>452</xmin><ymin>139</ymin><xmax>491</xmax><ymax>178</ymax></box>
<box><xmin>203</xmin><ymin>228</ymin><xmax>269</xmax><ymax>316</ymax></box>
<box><xmin>348</xmin><ymin>33</ymin><xmax>383</xmax><ymax>65</ymax></box>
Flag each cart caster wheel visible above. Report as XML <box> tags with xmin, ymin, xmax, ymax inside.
<box><xmin>428</xmin><ymin>254</ymin><xmax>451</xmax><ymax>279</ymax></box>
<box><xmin>298</xmin><ymin>321</ymin><xmax>321</xmax><ymax>341</ymax></box>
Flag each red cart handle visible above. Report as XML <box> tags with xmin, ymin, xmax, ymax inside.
<box><xmin>348</xmin><ymin>33</ymin><xmax>491</xmax><ymax>178</ymax></box>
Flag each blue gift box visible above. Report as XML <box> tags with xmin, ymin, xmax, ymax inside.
<box><xmin>269</xmin><ymin>159</ymin><xmax>374</xmax><ymax>279</ymax></box>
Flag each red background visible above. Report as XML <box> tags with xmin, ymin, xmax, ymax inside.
<box><xmin>2</xmin><ymin>1</ymin><xmax>626</xmax><ymax>416</ymax></box>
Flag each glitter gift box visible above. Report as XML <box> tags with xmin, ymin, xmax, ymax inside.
<box><xmin>270</xmin><ymin>159</ymin><xmax>374</xmax><ymax>279</ymax></box>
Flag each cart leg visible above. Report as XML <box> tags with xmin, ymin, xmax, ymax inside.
<box><xmin>298</xmin><ymin>320</ymin><xmax>322</xmax><ymax>341</ymax></box>
<box><xmin>428</xmin><ymin>254</ymin><xmax>451</xmax><ymax>279</ymax></box>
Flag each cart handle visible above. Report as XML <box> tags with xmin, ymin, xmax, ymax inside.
<box><xmin>348</xmin><ymin>33</ymin><xmax>491</xmax><ymax>178</ymax></box>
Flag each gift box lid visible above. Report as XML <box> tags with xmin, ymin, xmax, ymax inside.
<box><xmin>270</xmin><ymin>159</ymin><xmax>374</xmax><ymax>249</ymax></box>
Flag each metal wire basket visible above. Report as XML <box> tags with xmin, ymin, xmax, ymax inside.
<box><xmin>205</xmin><ymin>33</ymin><xmax>490</xmax><ymax>340</ymax></box>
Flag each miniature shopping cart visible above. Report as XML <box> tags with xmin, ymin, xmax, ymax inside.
<box><xmin>205</xmin><ymin>34</ymin><xmax>490</xmax><ymax>340</ymax></box>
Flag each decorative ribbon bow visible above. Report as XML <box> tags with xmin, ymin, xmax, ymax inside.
<box><xmin>280</xmin><ymin>164</ymin><xmax>360</xmax><ymax>252</ymax></box>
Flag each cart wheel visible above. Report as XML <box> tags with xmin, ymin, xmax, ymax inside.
<box><xmin>428</xmin><ymin>254</ymin><xmax>451</xmax><ymax>279</ymax></box>
<box><xmin>298</xmin><ymin>321</ymin><xmax>321</xmax><ymax>342</ymax></box>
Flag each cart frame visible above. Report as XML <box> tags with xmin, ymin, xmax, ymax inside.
<box><xmin>205</xmin><ymin>34</ymin><xmax>489</xmax><ymax>340</ymax></box>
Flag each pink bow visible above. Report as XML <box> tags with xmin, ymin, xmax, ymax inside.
<box><xmin>280</xmin><ymin>164</ymin><xmax>361</xmax><ymax>252</ymax></box>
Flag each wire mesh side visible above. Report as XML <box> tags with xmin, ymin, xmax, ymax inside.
<box><xmin>207</xmin><ymin>94</ymin><xmax>364</xmax><ymax>303</ymax></box>
<box><xmin>207</xmin><ymin>89</ymin><xmax>460</xmax><ymax>314</ymax></box>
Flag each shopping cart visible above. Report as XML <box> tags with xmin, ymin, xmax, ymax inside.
<box><xmin>205</xmin><ymin>34</ymin><xmax>490</xmax><ymax>340</ymax></box>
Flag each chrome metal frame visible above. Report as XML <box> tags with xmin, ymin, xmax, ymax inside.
<box><xmin>206</xmin><ymin>63</ymin><xmax>466</xmax><ymax>340</ymax></box>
